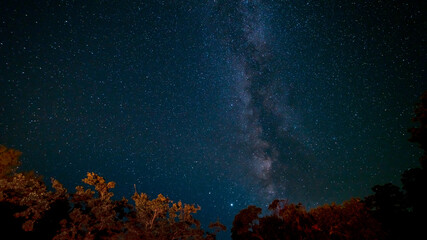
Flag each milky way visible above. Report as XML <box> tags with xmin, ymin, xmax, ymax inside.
<box><xmin>1</xmin><ymin>1</ymin><xmax>425</xmax><ymax>238</ymax></box>
<box><xmin>212</xmin><ymin>0</ymin><xmax>315</xmax><ymax>202</ymax></box>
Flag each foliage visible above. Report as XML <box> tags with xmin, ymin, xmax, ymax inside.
<box><xmin>53</xmin><ymin>172</ymin><xmax>126</xmax><ymax>240</ymax></box>
<box><xmin>0</xmin><ymin>145</ymin><xmax>22</xmax><ymax>178</ymax></box>
<box><xmin>231</xmin><ymin>205</ymin><xmax>262</xmax><ymax>240</ymax></box>
<box><xmin>231</xmin><ymin>198</ymin><xmax>383</xmax><ymax>240</ymax></box>
<box><xmin>311</xmin><ymin>199</ymin><xmax>384</xmax><ymax>240</ymax></box>
<box><xmin>0</xmin><ymin>146</ymin><xmax>224</xmax><ymax>239</ymax></box>
<box><xmin>126</xmin><ymin>189</ymin><xmax>208</xmax><ymax>239</ymax></box>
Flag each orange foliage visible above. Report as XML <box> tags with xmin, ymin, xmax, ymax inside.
<box><xmin>0</xmin><ymin>145</ymin><xmax>68</xmax><ymax>232</ymax></box>
<box><xmin>0</xmin><ymin>146</ymin><xmax>224</xmax><ymax>240</ymax></box>
<box><xmin>232</xmin><ymin>198</ymin><xmax>384</xmax><ymax>240</ymax></box>
<box><xmin>0</xmin><ymin>145</ymin><xmax>22</xmax><ymax>178</ymax></box>
<box><xmin>310</xmin><ymin>198</ymin><xmax>384</xmax><ymax>240</ymax></box>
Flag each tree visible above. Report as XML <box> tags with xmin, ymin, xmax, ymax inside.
<box><xmin>0</xmin><ymin>145</ymin><xmax>21</xmax><ymax>178</ymax></box>
<box><xmin>405</xmin><ymin>91</ymin><xmax>427</xmax><ymax>216</ymax></box>
<box><xmin>126</xmin><ymin>189</ymin><xmax>207</xmax><ymax>240</ymax></box>
<box><xmin>311</xmin><ymin>198</ymin><xmax>383</xmax><ymax>240</ymax></box>
<box><xmin>231</xmin><ymin>198</ymin><xmax>382</xmax><ymax>240</ymax></box>
<box><xmin>408</xmin><ymin>91</ymin><xmax>427</xmax><ymax>169</ymax></box>
<box><xmin>364</xmin><ymin>91</ymin><xmax>427</xmax><ymax>239</ymax></box>
<box><xmin>53</xmin><ymin>172</ymin><xmax>126</xmax><ymax>240</ymax></box>
<box><xmin>265</xmin><ymin>200</ymin><xmax>316</xmax><ymax>240</ymax></box>
<box><xmin>0</xmin><ymin>145</ymin><xmax>69</xmax><ymax>239</ymax></box>
<box><xmin>0</xmin><ymin>145</ymin><xmax>225</xmax><ymax>240</ymax></box>
<box><xmin>231</xmin><ymin>205</ymin><xmax>262</xmax><ymax>240</ymax></box>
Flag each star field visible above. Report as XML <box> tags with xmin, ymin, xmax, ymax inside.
<box><xmin>1</xmin><ymin>1</ymin><xmax>425</xmax><ymax>238</ymax></box>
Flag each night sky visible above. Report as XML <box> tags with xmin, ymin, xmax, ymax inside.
<box><xmin>1</xmin><ymin>0</ymin><xmax>425</xmax><ymax>238</ymax></box>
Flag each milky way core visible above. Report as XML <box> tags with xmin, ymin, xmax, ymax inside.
<box><xmin>212</xmin><ymin>0</ymin><xmax>312</xmax><ymax>202</ymax></box>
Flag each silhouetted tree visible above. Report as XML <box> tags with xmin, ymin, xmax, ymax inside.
<box><xmin>401</xmin><ymin>168</ymin><xmax>427</xmax><ymax>217</ymax></box>
<box><xmin>405</xmin><ymin>91</ymin><xmax>427</xmax><ymax>218</ymax></box>
<box><xmin>408</xmin><ymin>91</ymin><xmax>427</xmax><ymax>169</ymax></box>
<box><xmin>403</xmin><ymin>91</ymin><xmax>427</xmax><ymax>238</ymax></box>
<box><xmin>365</xmin><ymin>91</ymin><xmax>427</xmax><ymax>240</ymax></box>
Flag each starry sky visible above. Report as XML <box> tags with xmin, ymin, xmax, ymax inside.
<box><xmin>1</xmin><ymin>0</ymin><xmax>425</xmax><ymax>238</ymax></box>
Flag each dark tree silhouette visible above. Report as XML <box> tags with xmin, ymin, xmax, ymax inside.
<box><xmin>365</xmin><ymin>91</ymin><xmax>427</xmax><ymax>240</ymax></box>
<box><xmin>405</xmin><ymin>91</ymin><xmax>427</xmax><ymax>218</ymax></box>
<box><xmin>408</xmin><ymin>91</ymin><xmax>427</xmax><ymax>169</ymax></box>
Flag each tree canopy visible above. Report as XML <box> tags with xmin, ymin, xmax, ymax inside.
<box><xmin>0</xmin><ymin>145</ymin><xmax>225</xmax><ymax>240</ymax></box>
<box><xmin>231</xmin><ymin>198</ymin><xmax>383</xmax><ymax>240</ymax></box>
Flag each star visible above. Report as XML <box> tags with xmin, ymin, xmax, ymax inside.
<box><xmin>0</xmin><ymin>1</ymin><xmax>424</xmax><ymax>239</ymax></box>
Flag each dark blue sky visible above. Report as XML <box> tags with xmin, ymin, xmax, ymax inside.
<box><xmin>1</xmin><ymin>0</ymin><xmax>425</xmax><ymax>238</ymax></box>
